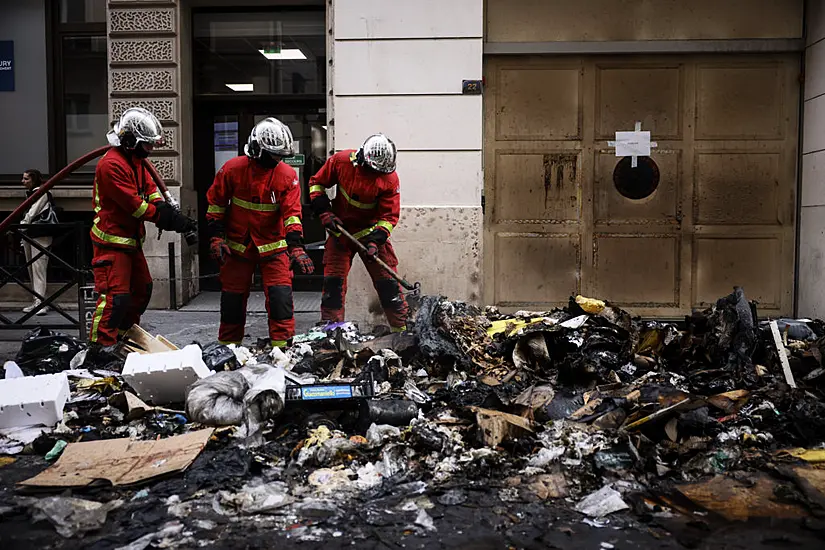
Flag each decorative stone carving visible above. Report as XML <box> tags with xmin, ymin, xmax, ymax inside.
<box><xmin>111</xmin><ymin>99</ymin><xmax>176</xmax><ymax>122</ymax></box>
<box><xmin>110</xmin><ymin>39</ymin><xmax>175</xmax><ymax>65</ymax></box>
<box><xmin>108</xmin><ymin>8</ymin><xmax>175</xmax><ymax>34</ymax></box>
<box><xmin>155</xmin><ymin>128</ymin><xmax>176</xmax><ymax>152</ymax></box>
<box><xmin>150</xmin><ymin>158</ymin><xmax>178</xmax><ymax>183</ymax></box>
<box><xmin>111</xmin><ymin>69</ymin><xmax>176</xmax><ymax>94</ymax></box>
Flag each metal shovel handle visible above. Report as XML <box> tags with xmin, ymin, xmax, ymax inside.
<box><xmin>333</xmin><ymin>224</ymin><xmax>418</xmax><ymax>292</ymax></box>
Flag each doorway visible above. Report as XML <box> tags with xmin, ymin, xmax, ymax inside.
<box><xmin>483</xmin><ymin>54</ymin><xmax>800</xmax><ymax>317</ymax></box>
<box><xmin>191</xmin><ymin>8</ymin><xmax>327</xmax><ymax>292</ymax></box>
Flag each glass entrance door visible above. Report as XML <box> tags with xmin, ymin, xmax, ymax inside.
<box><xmin>194</xmin><ymin>104</ymin><xmax>327</xmax><ymax>291</ymax></box>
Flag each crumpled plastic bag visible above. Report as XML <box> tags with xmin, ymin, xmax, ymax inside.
<box><xmin>201</xmin><ymin>342</ymin><xmax>238</xmax><ymax>371</ymax></box>
<box><xmin>15</xmin><ymin>327</ymin><xmax>86</xmax><ymax>376</ymax></box>
<box><xmin>216</xmin><ymin>480</ymin><xmax>293</xmax><ymax>515</ymax></box>
<box><xmin>25</xmin><ymin>496</ymin><xmax>123</xmax><ymax>538</ymax></box>
<box><xmin>185</xmin><ymin>364</ymin><xmax>286</xmax><ymax>443</ymax></box>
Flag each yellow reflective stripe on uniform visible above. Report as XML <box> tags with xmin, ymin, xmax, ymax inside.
<box><xmin>93</xmin><ymin>178</ymin><xmax>101</xmax><ymax>213</ymax></box>
<box><xmin>352</xmin><ymin>225</ymin><xmax>376</xmax><ymax>240</ymax></box>
<box><xmin>349</xmin><ymin>151</ymin><xmax>358</xmax><ymax>165</ymax></box>
<box><xmin>91</xmin><ymin>223</ymin><xmax>138</xmax><ymax>247</ymax></box>
<box><xmin>90</xmin><ymin>294</ymin><xmax>107</xmax><ymax>343</ymax></box>
<box><xmin>271</xmin><ymin>340</ymin><xmax>287</xmax><ymax>349</ymax></box>
<box><xmin>391</xmin><ymin>326</ymin><xmax>406</xmax><ymax>334</ymax></box>
<box><xmin>339</xmin><ymin>186</ymin><xmax>377</xmax><ymax>209</ymax></box>
<box><xmin>257</xmin><ymin>239</ymin><xmax>287</xmax><ymax>254</ymax></box>
<box><xmin>226</xmin><ymin>240</ymin><xmax>247</xmax><ymax>253</ymax></box>
<box><xmin>376</xmin><ymin>220</ymin><xmax>394</xmax><ymax>234</ymax></box>
<box><xmin>284</xmin><ymin>216</ymin><xmax>301</xmax><ymax>227</ymax></box>
<box><xmin>207</xmin><ymin>205</ymin><xmax>226</xmax><ymax>214</ymax></box>
<box><xmin>231</xmin><ymin>196</ymin><xmax>279</xmax><ymax>211</ymax></box>
<box><xmin>147</xmin><ymin>192</ymin><xmax>163</xmax><ymax>202</ymax></box>
<box><xmin>309</xmin><ymin>185</ymin><xmax>326</xmax><ymax>194</ymax></box>
<box><xmin>132</xmin><ymin>201</ymin><xmax>149</xmax><ymax>218</ymax></box>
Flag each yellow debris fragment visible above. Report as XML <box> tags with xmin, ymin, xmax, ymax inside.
<box><xmin>576</xmin><ymin>295</ymin><xmax>605</xmax><ymax>314</ymax></box>
<box><xmin>486</xmin><ymin>317</ymin><xmax>545</xmax><ymax>338</ymax></box>
<box><xmin>779</xmin><ymin>448</ymin><xmax>825</xmax><ymax>464</ymax></box>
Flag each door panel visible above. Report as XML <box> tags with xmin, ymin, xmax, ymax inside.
<box><xmin>484</xmin><ymin>54</ymin><xmax>800</xmax><ymax>317</ymax></box>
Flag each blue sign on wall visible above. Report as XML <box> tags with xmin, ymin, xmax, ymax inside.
<box><xmin>0</xmin><ymin>41</ymin><xmax>14</xmax><ymax>92</ymax></box>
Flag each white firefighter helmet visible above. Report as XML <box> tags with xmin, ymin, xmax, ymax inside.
<box><xmin>107</xmin><ymin>107</ymin><xmax>164</xmax><ymax>149</ymax></box>
<box><xmin>359</xmin><ymin>133</ymin><xmax>396</xmax><ymax>174</ymax></box>
<box><xmin>245</xmin><ymin>117</ymin><xmax>295</xmax><ymax>158</ymax></box>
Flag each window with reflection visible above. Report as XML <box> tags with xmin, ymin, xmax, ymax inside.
<box><xmin>62</xmin><ymin>35</ymin><xmax>108</xmax><ymax>172</ymax></box>
<box><xmin>54</xmin><ymin>0</ymin><xmax>108</xmax><ymax>173</ymax></box>
<box><xmin>193</xmin><ymin>11</ymin><xmax>326</xmax><ymax>96</ymax></box>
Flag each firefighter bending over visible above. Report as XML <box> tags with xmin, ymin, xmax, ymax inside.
<box><xmin>309</xmin><ymin>133</ymin><xmax>409</xmax><ymax>332</ymax></box>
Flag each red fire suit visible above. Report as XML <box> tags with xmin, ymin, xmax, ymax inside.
<box><xmin>308</xmin><ymin>150</ymin><xmax>408</xmax><ymax>330</ymax></box>
<box><xmin>89</xmin><ymin>147</ymin><xmax>164</xmax><ymax>346</ymax></box>
<box><xmin>206</xmin><ymin>156</ymin><xmax>304</xmax><ymax>347</ymax></box>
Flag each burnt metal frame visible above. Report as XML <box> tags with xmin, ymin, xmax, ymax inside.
<box><xmin>0</xmin><ymin>222</ymin><xmax>89</xmax><ymax>338</ymax></box>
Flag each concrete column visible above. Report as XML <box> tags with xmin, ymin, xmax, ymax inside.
<box><xmin>330</xmin><ymin>0</ymin><xmax>484</xmax><ymax>329</ymax></box>
<box><xmin>800</xmin><ymin>1</ymin><xmax>825</xmax><ymax>317</ymax></box>
<box><xmin>107</xmin><ymin>0</ymin><xmax>198</xmax><ymax>308</ymax></box>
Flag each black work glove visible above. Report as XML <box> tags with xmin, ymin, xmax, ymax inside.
<box><xmin>155</xmin><ymin>202</ymin><xmax>196</xmax><ymax>234</ymax></box>
<box><xmin>310</xmin><ymin>194</ymin><xmax>332</xmax><ymax>216</ymax></box>
<box><xmin>359</xmin><ymin>228</ymin><xmax>389</xmax><ymax>247</ymax></box>
<box><xmin>359</xmin><ymin>229</ymin><xmax>388</xmax><ymax>260</ymax></box>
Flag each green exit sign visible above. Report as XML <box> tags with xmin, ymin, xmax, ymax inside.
<box><xmin>284</xmin><ymin>154</ymin><xmax>305</xmax><ymax>167</ymax></box>
<box><xmin>262</xmin><ymin>43</ymin><xmax>281</xmax><ymax>54</ymax></box>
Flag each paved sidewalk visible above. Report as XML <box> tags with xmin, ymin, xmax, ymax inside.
<box><xmin>0</xmin><ymin>294</ymin><xmax>322</xmax><ymax>361</ymax></box>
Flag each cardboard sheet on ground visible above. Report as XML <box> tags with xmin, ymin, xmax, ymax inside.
<box><xmin>676</xmin><ymin>474</ymin><xmax>809</xmax><ymax>521</ymax></box>
<box><xmin>19</xmin><ymin>429</ymin><xmax>213</xmax><ymax>488</ymax></box>
<box><xmin>469</xmin><ymin>406</ymin><xmax>534</xmax><ymax>447</ymax></box>
<box><xmin>121</xmin><ymin>324</ymin><xmax>179</xmax><ymax>355</ymax></box>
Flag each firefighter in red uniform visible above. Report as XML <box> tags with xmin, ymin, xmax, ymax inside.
<box><xmin>89</xmin><ymin>107</ymin><xmax>196</xmax><ymax>348</ymax></box>
<box><xmin>309</xmin><ymin>133</ymin><xmax>408</xmax><ymax>332</ymax></box>
<box><xmin>206</xmin><ymin>118</ymin><xmax>314</xmax><ymax>348</ymax></box>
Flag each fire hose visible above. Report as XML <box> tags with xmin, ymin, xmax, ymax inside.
<box><xmin>0</xmin><ymin>145</ymin><xmax>197</xmax><ymax>246</ymax></box>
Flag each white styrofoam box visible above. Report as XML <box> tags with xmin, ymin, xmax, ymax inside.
<box><xmin>122</xmin><ymin>344</ymin><xmax>212</xmax><ymax>406</ymax></box>
<box><xmin>0</xmin><ymin>373</ymin><xmax>71</xmax><ymax>429</ymax></box>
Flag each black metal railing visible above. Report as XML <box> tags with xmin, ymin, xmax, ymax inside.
<box><xmin>0</xmin><ymin>222</ymin><xmax>90</xmax><ymax>338</ymax></box>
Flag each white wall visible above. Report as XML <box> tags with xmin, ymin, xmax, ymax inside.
<box><xmin>800</xmin><ymin>1</ymin><xmax>825</xmax><ymax>318</ymax></box>
<box><xmin>331</xmin><ymin>0</ymin><xmax>484</xmax><ymax>328</ymax></box>
<box><xmin>0</xmin><ymin>0</ymin><xmax>49</xmax><ymax>174</ymax></box>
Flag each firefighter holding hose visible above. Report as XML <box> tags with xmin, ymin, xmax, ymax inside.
<box><xmin>88</xmin><ymin>107</ymin><xmax>196</xmax><ymax>349</ymax></box>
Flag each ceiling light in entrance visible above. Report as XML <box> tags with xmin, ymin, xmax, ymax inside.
<box><xmin>226</xmin><ymin>83</ymin><xmax>254</xmax><ymax>92</ymax></box>
<box><xmin>258</xmin><ymin>48</ymin><xmax>307</xmax><ymax>60</ymax></box>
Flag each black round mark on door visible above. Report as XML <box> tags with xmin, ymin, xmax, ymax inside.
<box><xmin>612</xmin><ymin>156</ymin><xmax>660</xmax><ymax>200</ymax></box>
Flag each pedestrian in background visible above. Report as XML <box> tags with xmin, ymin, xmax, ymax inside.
<box><xmin>21</xmin><ymin>169</ymin><xmax>57</xmax><ymax>314</ymax></box>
